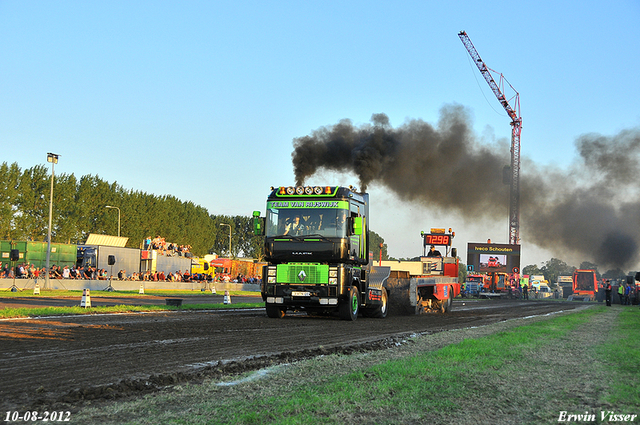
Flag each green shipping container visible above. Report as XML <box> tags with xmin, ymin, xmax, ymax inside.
<box><xmin>12</xmin><ymin>242</ymin><xmax>27</xmax><ymax>252</ymax></box>
<box><xmin>26</xmin><ymin>242</ymin><xmax>45</xmax><ymax>253</ymax></box>
<box><xmin>0</xmin><ymin>240</ymin><xmax>78</xmax><ymax>269</ymax></box>
<box><xmin>26</xmin><ymin>251</ymin><xmax>46</xmax><ymax>262</ymax></box>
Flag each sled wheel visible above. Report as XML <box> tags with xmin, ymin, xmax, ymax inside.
<box><xmin>444</xmin><ymin>286</ymin><xmax>454</xmax><ymax>313</ymax></box>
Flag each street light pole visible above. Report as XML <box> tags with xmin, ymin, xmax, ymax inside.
<box><xmin>219</xmin><ymin>223</ymin><xmax>232</xmax><ymax>258</ymax></box>
<box><xmin>45</xmin><ymin>152</ymin><xmax>60</xmax><ymax>290</ymax></box>
<box><xmin>105</xmin><ymin>205</ymin><xmax>121</xmax><ymax>237</ymax></box>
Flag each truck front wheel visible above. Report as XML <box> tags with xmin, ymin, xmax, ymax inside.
<box><xmin>339</xmin><ymin>285</ymin><xmax>360</xmax><ymax>321</ymax></box>
<box><xmin>266</xmin><ymin>304</ymin><xmax>285</xmax><ymax>318</ymax></box>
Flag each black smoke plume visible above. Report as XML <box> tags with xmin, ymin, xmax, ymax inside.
<box><xmin>291</xmin><ymin>105</ymin><xmax>640</xmax><ymax>269</ymax></box>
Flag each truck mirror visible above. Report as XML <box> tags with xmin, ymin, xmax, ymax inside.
<box><xmin>253</xmin><ymin>217</ymin><xmax>265</xmax><ymax>236</ymax></box>
<box><xmin>451</xmin><ymin>248</ymin><xmax>457</xmax><ymax>258</ymax></box>
<box><xmin>352</xmin><ymin>217</ymin><xmax>363</xmax><ymax>236</ymax></box>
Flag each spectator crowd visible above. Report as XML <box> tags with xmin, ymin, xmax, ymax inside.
<box><xmin>144</xmin><ymin>236</ymin><xmax>192</xmax><ymax>257</ymax></box>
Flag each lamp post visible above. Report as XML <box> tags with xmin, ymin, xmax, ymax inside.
<box><xmin>105</xmin><ymin>205</ymin><xmax>121</xmax><ymax>237</ymax></box>
<box><xmin>219</xmin><ymin>223</ymin><xmax>232</xmax><ymax>258</ymax></box>
<box><xmin>45</xmin><ymin>152</ymin><xmax>60</xmax><ymax>290</ymax></box>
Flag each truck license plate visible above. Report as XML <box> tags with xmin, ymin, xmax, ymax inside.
<box><xmin>291</xmin><ymin>291</ymin><xmax>310</xmax><ymax>297</ymax></box>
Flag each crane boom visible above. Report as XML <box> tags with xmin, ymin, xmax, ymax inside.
<box><xmin>458</xmin><ymin>30</ymin><xmax>522</xmax><ymax>245</ymax></box>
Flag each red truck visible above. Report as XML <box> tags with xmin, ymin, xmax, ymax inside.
<box><xmin>569</xmin><ymin>269</ymin><xmax>597</xmax><ymax>301</ymax></box>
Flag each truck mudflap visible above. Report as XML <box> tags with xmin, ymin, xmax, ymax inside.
<box><xmin>368</xmin><ymin>266</ymin><xmax>391</xmax><ymax>289</ymax></box>
<box><xmin>385</xmin><ymin>272</ymin><xmax>458</xmax><ymax>315</ymax></box>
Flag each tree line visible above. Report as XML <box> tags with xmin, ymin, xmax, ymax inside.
<box><xmin>0</xmin><ymin>162</ymin><xmax>263</xmax><ymax>258</ymax></box>
<box><xmin>0</xmin><ymin>162</ymin><xmax>394</xmax><ymax>262</ymax></box>
<box><xmin>522</xmin><ymin>257</ymin><xmax>629</xmax><ymax>284</ymax></box>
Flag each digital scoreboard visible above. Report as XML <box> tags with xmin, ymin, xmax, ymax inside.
<box><xmin>422</xmin><ymin>228</ymin><xmax>454</xmax><ymax>246</ymax></box>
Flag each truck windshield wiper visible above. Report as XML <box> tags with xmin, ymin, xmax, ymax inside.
<box><xmin>276</xmin><ymin>234</ymin><xmax>305</xmax><ymax>241</ymax></box>
<box><xmin>304</xmin><ymin>234</ymin><xmax>333</xmax><ymax>242</ymax></box>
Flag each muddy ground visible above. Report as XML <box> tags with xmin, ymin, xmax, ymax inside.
<box><xmin>0</xmin><ymin>298</ymin><xmax>584</xmax><ymax>412</ymax></box>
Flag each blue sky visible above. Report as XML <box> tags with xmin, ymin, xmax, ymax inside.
<box><xmin>2</xmin><ymin>1</ymin><xmax>639</xmax><ymax>268</ymax></box>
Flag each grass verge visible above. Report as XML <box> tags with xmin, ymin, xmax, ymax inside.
<box><xmin>0</xmin><ymin>289</ymin><xmax>260</xmax><ymax>298</ymax></box>
<box><xmin>0</xmin><ymin>303</ymin><xmax>264</xmax><ymax>319</ymax></box>
<box><xmin>73</xmin><ymin>305</ymin><xmax>640</xmax><ymax>425</ymax></box>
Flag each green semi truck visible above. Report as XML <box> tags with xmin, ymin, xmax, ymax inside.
<box><xmin>253</xmin><ymin>185</ymin><xmax>390</xmax><ymax>321</ymax></box>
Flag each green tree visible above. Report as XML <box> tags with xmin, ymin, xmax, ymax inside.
<box><xmin>215</xmin><ymin>217</ymin><xmax>235</xmax><ymax>257</ymax></box>
<box><xmin>55</xmin><ymin>173</ymin><xmax>83</xmax><ymax>244</ymax></box>
<box><xmin>369</xmin><ymin>230</ymin><xmax>388</xmax><ymax>263</ymax></box>
<box><xmin>14</xmin><ymin>165</ymin><xmax>50</xmax><ymax>241</ymax></box>
<box><xmin>522</xmin><ymin>264</ymin><xmax>542</xmax><ymax>276</ymax></box>
<box><xmin>0</xmin><ymin>162</ymin><xmax>20</xmax><ymax>239</ymax></box>
<box><xmin>458</xmin><ymin>260</ymin><xmax>467</xmax><ymax>284</ymax></box>
<box><xmin>0</xmin><ymin>162</ymin><xmax>286</xmax><ymax>262</ymax></box>
<box><xmin>540</xmin><ymin>258</ymin><xmax>576</xmax><ymax>285</ymax></box>
<box><xmin>602</xmin><ymin>268</ymin><xmax>626</xmax><ymax>280</ymax></box>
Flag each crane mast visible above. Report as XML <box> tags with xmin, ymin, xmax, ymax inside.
<box><xmin>458</xmin><ymin>30</ymin><xmax>522</xmax><ymax>245</ymax></box>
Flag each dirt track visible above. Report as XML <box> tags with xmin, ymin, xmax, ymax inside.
<box><xmin>0</xmin><ymin>298</ymin><xmax>584</xmax><ymax>411</ymax></box>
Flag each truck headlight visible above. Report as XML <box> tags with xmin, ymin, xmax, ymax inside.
<box><xmin>329</xmin><ymin>268</ymin><xmax>338</xmax><ymax>284</ymax></box>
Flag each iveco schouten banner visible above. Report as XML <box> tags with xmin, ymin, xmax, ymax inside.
<box><xmin>467</xmin><ymin>243</ymin><xmax>521</xmax><ymax>274</ymax></box>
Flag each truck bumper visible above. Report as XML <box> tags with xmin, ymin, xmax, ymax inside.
<box><xmin>264</xmin><ymin>284</ymin><xmax>340</xmax><ymax>307</ymax></box>
<box><xmin>266</xmin><ymin>296</ymin><xmax>339</xmax><ymax>306</ymax></box>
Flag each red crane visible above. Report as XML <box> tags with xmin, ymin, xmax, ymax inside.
<box><xmin>458</xmin><ymin>30</ymin><xmax>522</xmax><ymax>245</ymax></box>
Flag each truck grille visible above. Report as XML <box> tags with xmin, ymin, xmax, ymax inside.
<box><xmin>277</xmin><ymin>264</ymin><xmax>329</xmax><ymax>284</ymax></box>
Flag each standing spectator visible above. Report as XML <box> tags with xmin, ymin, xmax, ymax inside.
<box><xmin>618</xmin><ymin>283</ymin><xmax>625</xmax><ymax>304</ymax></box>
<box><xmin>624</xmin><ymin>283</ymin><xmax>631</xmax><ymax>305</ymax></box>
<box><xmin>605</xmin><ymin>280</ymin><xmax>612</xmax><ymax>306</ymax></box>
<box><xmin>62</xmin><ymin>266</ymin><xmax>70</xmax><ymax>279</ymax></box>
<box><xmin>522</xmin><ymin>283</ymin><xmax>529</xmax><ymax>300</ymax></box>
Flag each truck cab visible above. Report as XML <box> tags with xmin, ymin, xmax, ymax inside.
<box><xmin>465</xmin><ymin>274</ymin><xmax>486</xmax><ymax>297</ymax></box>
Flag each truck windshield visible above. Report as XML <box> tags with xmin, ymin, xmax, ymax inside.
<box><xmin>266</xmin><ymin>208</ymin><xmax>348</xmax><ymax>238</ymax></box>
